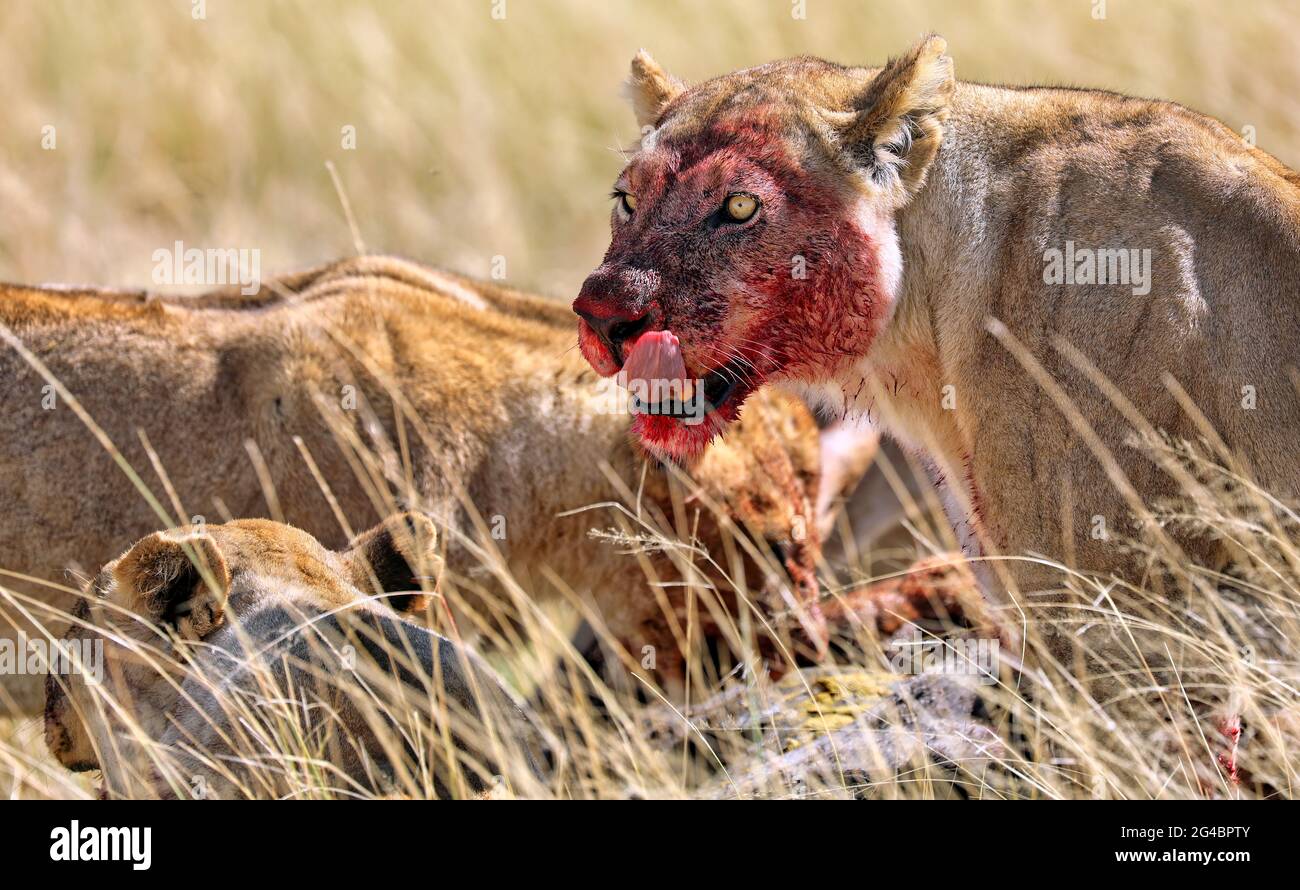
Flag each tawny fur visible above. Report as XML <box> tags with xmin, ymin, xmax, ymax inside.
<box><xmin>0</xmin><ymin>256</ymin><xmax>823</xmax><ymax>712</ymax></box>
<box><xmin>44</xmin><ymin>514</ymin><xmax>543</xmax><ymax>799</ymax></box>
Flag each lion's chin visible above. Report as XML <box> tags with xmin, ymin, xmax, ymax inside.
<box><xmin>630</xmin><ymin>390</ymin><xmax>748</xmax><ymax>462</ymax></box>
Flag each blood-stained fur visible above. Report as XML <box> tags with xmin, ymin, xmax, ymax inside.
<box><xmin>574</xmin><ymin>36</ymin><xmax>1300</xmax><ymax>638</ymax></box>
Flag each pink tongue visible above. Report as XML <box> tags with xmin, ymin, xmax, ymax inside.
<box><xmin>620</xmin><ymin>330</ymin><xmax>692</xmax><ymax>398</ymax></box>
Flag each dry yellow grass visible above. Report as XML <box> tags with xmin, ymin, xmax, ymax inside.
<box><xmin>2</xmin><ymin>0</ymin><xmax>1299</xmax><ymax>800</ymax></box>
<box><xmin>9</xmin><ymin>431</ymin><xmax>1298</xmax><ymax>799</ymax></box>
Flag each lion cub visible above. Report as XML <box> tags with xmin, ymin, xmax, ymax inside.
<box><xmin>44</xmin><ymin>513</ymin><xmax>544</xmax><ymax>799</ymax></box>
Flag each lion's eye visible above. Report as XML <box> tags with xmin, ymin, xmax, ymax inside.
<box><xmin>614</xmin><ymin>191</ymin><xmax>637</xmax><ymax>219</ymax></box>
<box><xmin>723</xmin><ymin>193</ymin><xmax>759</xmax><ymax>222</ymax></box>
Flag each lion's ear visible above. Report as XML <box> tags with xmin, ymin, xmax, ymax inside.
<box><xmin>112</xmin><ymin>532</ymin><xmax>230</xmax><ymax>640</ymax></box>
<box><xmin>625</xmin><ymin>50</ymin><xmax>685</xmax><ymax>130</ymax></box>
<box><xmin>832</xmin><ymin>34</ymin><xmax>954</xmax><ymax>199</ymax></box>
<box><xmin>343</xmin><ymin>512</ymin><xmax>440</xmax><ymax>615</ymax></box>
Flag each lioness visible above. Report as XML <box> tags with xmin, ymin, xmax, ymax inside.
<box><xmin>0</xmin><ymin>256</ymin><xmax>829</xmax><ymax>711</ymax></box>
<box><xmin>574</xmin><ymin>37</ymin><xmax>1300</xmax><ymax>625</ymax></box>
<box><xmin>44</xmin><ymin>512</ymin><xmax>545</xmax><ymax>799</ymax></box>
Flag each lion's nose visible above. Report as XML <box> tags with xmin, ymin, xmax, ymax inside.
<box><xmin>574</xmin><ymin>306</ymin><xmax>654</xmax><ymax>364</ymax></box>
<box><xmin>574</xmin><ymin>267</ymin><xmax>663</xmax><ymax>364</ymax></box>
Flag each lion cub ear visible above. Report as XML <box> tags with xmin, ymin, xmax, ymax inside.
<box><xmin>343</xmin><ymin>512</ymin><xmax>440</xmax><ymax>615</ymax></box>
<box><xmin>833</xmin><ymin>34</ymin><xmax>954</xmax><ymax>199</ymax></box>
<box><xmin>112</xmin><ymin>532</ymin><xmax>231</xmax><ymax>641</ymax></box>
<box><xmin>625</xmin><ymin>50</ymin><xmax>685</xmax><ymax>130</ymax></box>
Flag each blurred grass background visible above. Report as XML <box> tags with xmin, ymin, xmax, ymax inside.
<box><xmin>1</xmin><ymin>0</ymin><xmax>1297</xmax><ymax>298</ymax></box>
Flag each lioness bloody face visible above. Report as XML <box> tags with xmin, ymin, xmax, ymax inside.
<box><xmin>574</xmin><ymin>39</ymin><xmax>954</xmax><ymax>460</ymax></box>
